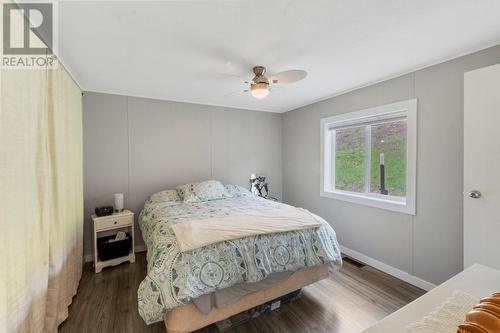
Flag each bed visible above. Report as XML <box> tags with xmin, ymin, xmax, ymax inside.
<box><xmin>137</xmin><ymin>181</ymin><xmax>342</xmax><ymax>332</ymax></box>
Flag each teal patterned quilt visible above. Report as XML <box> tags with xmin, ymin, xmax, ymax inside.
<box><xmin>137</xmin><ymin>194</ymin><xmax>342</xmax><ymax>324</ymax></box>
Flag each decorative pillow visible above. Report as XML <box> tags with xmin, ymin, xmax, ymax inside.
<box><xmin>224</xmin><ymin>184</ymin><xmax>253</xmax><ymax>198</ymax></box>
<box><xmin>176</xmin><ymin>180</ymin><xmax>230</xmax><ymax>203</ymax></box>
<box><xmin>150</xmin><ymin>189</ymin><xmax>181</xmax><ymax>204</ymax></box>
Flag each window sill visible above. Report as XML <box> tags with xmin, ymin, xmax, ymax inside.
<box><xmin>320</xmin><ymin>189</ymin><xmax>415</xmax><ymax>215</ymax></box>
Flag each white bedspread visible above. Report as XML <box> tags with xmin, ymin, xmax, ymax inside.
<box><xmin>171</xmin><ymin>207</ymin><xmax>322</xmax><ymax>252</ymax></box>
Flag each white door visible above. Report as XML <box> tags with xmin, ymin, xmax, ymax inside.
<box><xmin>464</xmin><ymin>63</ymin><xmax>500</xmax><ymax>270</ymax></box>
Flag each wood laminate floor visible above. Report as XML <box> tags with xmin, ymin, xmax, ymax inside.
<box><xmin>59</xmin><ymin>253</ymin><xmax>425</xmax><ymax>333</ymax></box>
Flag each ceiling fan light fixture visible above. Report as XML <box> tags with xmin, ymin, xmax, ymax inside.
<box><xmin>250</xmin><ymin>82</ymin><xmax>269</xmax><ymax>99</ymax></box>
<box><xmin>223</xmin><ymin>66</ymin><xmax>306</xmax><ymax>99</ymax></box>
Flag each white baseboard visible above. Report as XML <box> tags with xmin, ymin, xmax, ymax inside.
<box><xmin>341</xmin><ymin>245</ymin><xmax>436</xmax><ymax>291</ymax></box>
<box><xmin>84</xmin><ymin>244</ymin><xmax>147</xmax><ymax>263</ymax></box>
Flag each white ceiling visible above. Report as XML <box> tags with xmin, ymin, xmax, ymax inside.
<box><xmin>58</xmin><ymin>0</ymin><xmax>500</xmax><ymax>113</ymax></box>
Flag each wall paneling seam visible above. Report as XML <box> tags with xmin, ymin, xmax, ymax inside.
<box><xmin>410</xmin><ymin>71</ymin><xmax>416</xmax><ymax>277</ymax></box>
<box><xmin>126</xmin><ymin>96</ymin><xmax>131</xmax><ymax>208</ymax></box>
<box><xmin>209</xmin><ymin>110</ymin><xmax>213</xmax><ymax>179</ymax></box>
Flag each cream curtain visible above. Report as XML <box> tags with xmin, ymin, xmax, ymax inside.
<box><xmin>0</xmin><ymin>57</ymin><xmax>83</xmax><ymax>333</ymax></box>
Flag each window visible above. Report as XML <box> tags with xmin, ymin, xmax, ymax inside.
<box><xmin>320</xmin><ymin>99</ymin><xmax>417</xmax><ymax>215</ymax></box>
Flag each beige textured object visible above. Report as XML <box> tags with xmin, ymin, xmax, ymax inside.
<box><xmin>406</xmin><ymin>290</ymin><xmax>480</xmax><ymax>333</ymax></box>
<box><xmin>164</xmin><ymin>264</ymin><xmax>329</xmax><ymax>333</ymax></box>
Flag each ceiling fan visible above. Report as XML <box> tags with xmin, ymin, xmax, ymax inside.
<box><xmin>229</xmin><ymin>66</ymin><xmax>307</xmax><ymax>99</ymax></box>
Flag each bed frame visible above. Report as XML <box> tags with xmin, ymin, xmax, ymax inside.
<box><xmin>163</xmin><ymin>264</ymin><xmax>329</xmax><ymax>333</ymax></box>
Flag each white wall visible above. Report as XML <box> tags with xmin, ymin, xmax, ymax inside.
<box><xmin>282</xmin><ymin>45</ymin><xmax>500</xmax><ymax>285</ymax></box>
<box><xmin>83</xmin><ymin>93</ymin><xmax>282</xmax><ymax>257</ymax></box>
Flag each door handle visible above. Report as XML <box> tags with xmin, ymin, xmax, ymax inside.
<box><xmin>468</xmin><ymin>190</ymin><xmax>482</xmax><ymax>199</ymax></box>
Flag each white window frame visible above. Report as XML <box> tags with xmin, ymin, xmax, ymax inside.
<box><xmin>320</xmin><ymin>99</ymin><xmax>417</xmax><ymax>215</ymax></box>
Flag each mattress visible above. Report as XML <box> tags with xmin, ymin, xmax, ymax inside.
<box><xmin>138</xmin><ymin>194</ymin><xmax>342</xmax><ymax>324</ymax></box>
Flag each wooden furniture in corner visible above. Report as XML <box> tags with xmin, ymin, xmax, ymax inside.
<box><xmin>91</xmin><ymin>209</ymin><xmax>135</xmax><ymax>273</ymax></box>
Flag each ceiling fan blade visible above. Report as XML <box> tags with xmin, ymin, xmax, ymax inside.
<box><xmin>269</xmin><ymin>69</ymin><xmax>307</xmax><ymax>85</ymax></box>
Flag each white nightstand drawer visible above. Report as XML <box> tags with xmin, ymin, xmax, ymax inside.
<box><xmin>93</xmin><ymin>213</ymin><xmax>133</xmax><ymax>231</ymax></box>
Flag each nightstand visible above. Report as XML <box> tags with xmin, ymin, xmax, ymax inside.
<box><xmin>91</xmin><ymin>210</ymin><xmax>135</xmax><ymax>273</ymax></box>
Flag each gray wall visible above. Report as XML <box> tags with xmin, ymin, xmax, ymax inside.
<box><xmin>83</xmin><ymin>45</ymin><xmax>500</xmax><ymax>285</ymax></box>
<box><xmin>83</xmin><ymin>93</ymin><xmax>282</xmax><ymax>257</ymax></box>
<box><xmin>282</xmin><ymin>45</ymin><xmax>500</xmax><ymax>285</ymax></box>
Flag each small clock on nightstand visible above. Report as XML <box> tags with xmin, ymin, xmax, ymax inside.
<box><xmin>91</xmin><ymin>210</ymin><xmax>135</xmax><ymax>273</ymax></box>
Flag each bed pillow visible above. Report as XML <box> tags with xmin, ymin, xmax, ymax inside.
<box><xmin>150</xmin><ymin>189</ymin><xmax>181</xmax><ymax>204</ymax></box>
<box><xmin>177</xmin><ymin>180</ymin><xmax>230</xmax><ymax>203</ymax></box>
<box><xmin>224</xmin><ymin>184</ymin><xmax>253</xmax><ymax>198</ymax></box>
